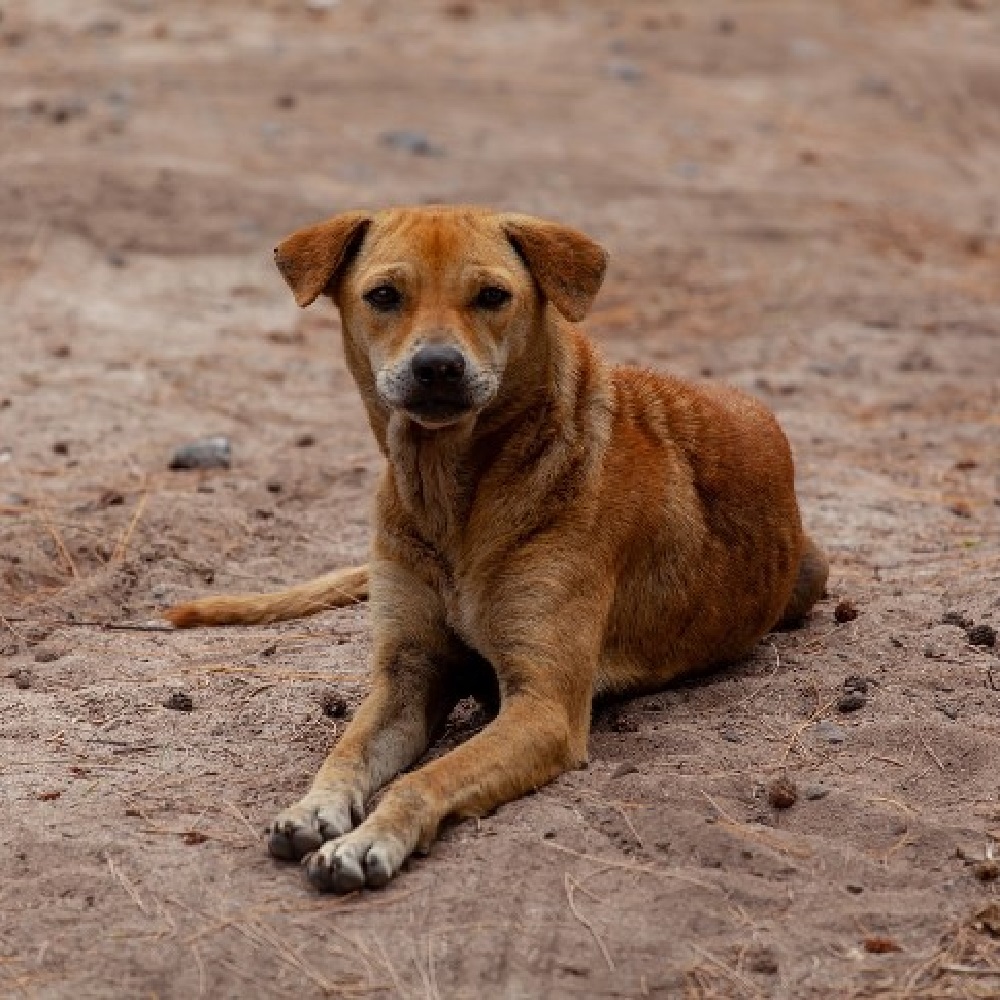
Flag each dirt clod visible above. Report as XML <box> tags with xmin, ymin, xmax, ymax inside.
<box><xmin>767</xmin><ymin>776</ymin><xmax>798</xmax><ymax>809</ymax></box>
<box><xmin>834</xmin><ymin>600</ymin><xmax>859</xmax><ymax>623</ymax></box>
<box><xmin>11</xmin><ymin>668</ymin><xmax>32</xmax><ymax>689</ymax></box>
<box><xmin>319</xmin><ymin>691</ymin><xmax>348</xmax><ymax>718</ymax></box>
<box><xmin>973</xmin><ymin>860</ymin><xmax>1000</xmax><ymax>882</ymax></box>
<box><xmin>967</xmin><ymin>623</ymin><xmax>997</xmax><ymax>647</ymax></box>
<box><xmin>163</xmin><ymin>690</ymin><xmax>194</xmax><ymax>712</ymax></box>
<box><xmin>837</xmin><ymin>692</ymin><xmax>866</xmax><ymax>713</ymax></box>
<box><xmin>863</xmin><ymin>935</ymin><xmax>902</xmax><ymax>954</ymax></box>
<box><xmin>943</xmin><ymin>610</ymin><xmax>973</xmax><ymax>628</ymax></box>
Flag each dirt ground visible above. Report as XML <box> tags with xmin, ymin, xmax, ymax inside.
<box><xmin>2</xmin><ymin>1</ymin><xmax>999</xmax><ymax>997</ymax></box>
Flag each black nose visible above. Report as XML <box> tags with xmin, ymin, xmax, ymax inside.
<box><xmin>411</xmin><ymin>346</ymin><xmax>466</xmax><ymax>388</ymax></box>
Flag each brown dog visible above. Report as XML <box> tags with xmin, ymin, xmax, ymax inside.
<box><xmin>166</xmin><ymin>205</ymin><xmax>828</xmax><ymax>893</ymax></box>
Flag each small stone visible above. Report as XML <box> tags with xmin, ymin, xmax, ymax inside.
<box><xmin>611</xmin><ymin>762</ymin><xmax>639</xmax><ymax>778</ymax></box>
<box><xmin>804</xmin><ymin>785</ymin><xmax>830</xmax><ymax>801</ymax></box>
<box><xmin>722</xmin><ymin>728</ymin><xmax>742</xmax><ymax>743</ymax></box>
<box><xmin>260</xmin><ymin>643</ymin><xmax>277</xmax><ymax>657</ymax></box>
<box><xmin>837</xmin><ymin>692</ymin><xmax>866</xmax><ymax>713</ymax></box>
<box><xmin>923</xmin><ymin>643</ymin><xmax>945</xmax><ymax>660</ymax></box>
<box><xmin>813</xmin><ymin>720</ymin><xmax>847</xmax><ymax>744</ymax></box>
<box><xmin>182</xmin><ymin>830</ymin><xmax>208</xmax><ymax>845</ymax></box>
<box><xmin>943</xmin><ymin>610</ymin><xmax>973</xmax><ymax>628</ymax></box>
<box><xmin>305</xmin><ymin>0</ymin><xmax>340</xmax><ymax>9</ymax></box>
<box><xmin>319</xmin><ymin>691</ymin><xmax>348</xmax><ymax>718</ymax></box>
<box><xmin>968</xmin><ymin>623</ymin><xmax>997</xmax><ymax>648</ymax></box>
<box><xmin>975</xmin><ymin>903</ymin><xmax>1000</xmax><ymax>937</ymax></box>
<box><xmin>33</xmin><ymin>647</ymin><xmax>64</xmax><ymax>664</ymax></box>
<box><xmin>99</xmin><ymin>488</ymin><xmax>125</xmax><ymax>507</ymax></box>
<box><xmin>294</xmin><ymin>432</ymin><xmax>316</xmax><ymax>447</ymax></box>
<box><xmin>834</xmin><ymin>600</ymin><xmax>859</xmax><ymax>624</ymax></box>
<box><xmin>767</xmin><ymin>776</ymin><xmax>798</xmax><ymax>809</ymax></box>
<box><xmin>607</xmin><ymin>60</ymin><xmax>644</xmax><ymax>83</ymax></box>
<box><xmin>164</xmin><ymin>690</ymin><xmax>193</xmax><ymax>712</ymax></box>
<box><xmin>379</xmin><ymin>129</ymin><xmax>445</xmax><ymax>157</ymax></box>
<box><xmin>846</xmin><ymin>883</ymin><xmax>864</xmax><ymax>894</ymax></box>
<box><xmin>169</xmin><ymin>436</ymin><xmax>231</xmax><ymax>470</ymax></box>
<box><xmin>949</xmin><ymin>500</ymin><xmax>972</xmax><ymax>518</ymax></box>
<box><xmin>973</xmin><ymin>860</ymin><xmax>1000</xmax><ymax>882</ymax></box>
<box><xmin>52</xmin><ymin>440</ymin><xmax>69</xmax><ymax>456</ymax></box>
<box><xmin>746</xmin><ymin>947</ymin><xmax>778</xmax><ymax>975</ymax></box>
<box><xmin>863</xmin><ymin>935</ymin><xmax>901</xmax><ymax>954</ymax></box>
<box><xmin>265</xmin><ymin>479</ymin><xmax>283</xmax><ymax>494</ymax></box>
<box><xmin>936</xmin><ymin>703</ymin><xmax>959</xmax><ymax>721</ymax></box>
<box><xmin>11</xmin><ymin>668</ymin><xmax>32</xmax><ymax>689</ymax></box>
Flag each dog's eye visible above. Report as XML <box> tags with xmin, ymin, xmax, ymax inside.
<box><xmin>364</xmin><ymin>285</ymin><xmax>403</xmax><ymax>312</ymax></box>
<box><xmin>474</xmin><ymin>286</ymin><xmax>512</xmax><ymax>310</ymax></box>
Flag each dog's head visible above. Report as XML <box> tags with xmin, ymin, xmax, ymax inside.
<box><xmin>273</xmin><ymin>205</ymin><xmax>607</xmax><ymax>429</ymax></box>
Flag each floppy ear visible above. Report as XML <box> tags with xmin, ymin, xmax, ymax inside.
<box><xmin>273</xmin><ymin>211</ymin><xmax>371</xmax><ymax>307</ymax></box>
<box><xmin>501</xmin><ymin>214</ymin><xmax>608</xmax><ymax>322</ymax></box>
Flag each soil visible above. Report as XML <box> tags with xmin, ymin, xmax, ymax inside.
<box><xmin>2</xmin><ymin>1</ymin><xmax>999</xmax><ymax>997</ymax></box>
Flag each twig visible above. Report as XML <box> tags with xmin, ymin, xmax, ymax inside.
<box><xmin>939</xmin><ymin>964</ymin><xmax>1000</xmax><ymax>975</ymax></box>
<box><xmin>920</xmin><ymin>735</ymin><xmax>946</xmax><ymax>772</ymax></box>
<box><xmin>542</xmin><ymin>840</ymin><xmax>724</xmax><ymax>893</ymax></box>
<box><xmin>112</xmin><ymin>490</ymin><xmax>149</xmax><ymax>563</ymax></box>
<box><xmin>107</xmin><ymin>858</ymin><xmax>149</xmax><ymax>916</ymax></box>
<box><xmin>564</xmin><ymin>872</ymin><xmax>615</xmax><ymax>972</ymax></box>
<box><xmin>736</xmin><ymin>641</ymin><xmax>781</xmax><ymax>707</ymax></box>
<box><xmin>36</xmin><ymin>505</ymin><xmax>78</xmax><ymax>577</ymax></box>
<box><xmin>689</xmin><ymin>944</ymin><xmax>764</xmax><ymax>999</ymax></box>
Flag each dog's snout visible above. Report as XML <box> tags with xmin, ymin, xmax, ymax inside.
<box><xmin>412</xmin><ymin>346</ymin><xmax>466</xmax><ymax>388</ymax></box>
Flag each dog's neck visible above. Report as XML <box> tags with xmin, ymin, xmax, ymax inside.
<box><xmin>341</xmin><ymin>308</ymin><xmax>609</xmax><ymax>548</ymax></box>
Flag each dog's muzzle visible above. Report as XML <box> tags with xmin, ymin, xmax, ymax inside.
<box><xmin>377</xmin><ymin>346</ymin><xmax>497</xmax><ymax>426</ymax></box>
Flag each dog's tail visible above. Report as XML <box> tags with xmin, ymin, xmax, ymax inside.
<box><xmin>163</xmin><ymin>565</ymin><xmax>369</xmax><ymax>628</ymax></box>
<box><xmin>778</xmin><ymin>536</ymin><xmax>828</xmax><ymax>627</ymax></box>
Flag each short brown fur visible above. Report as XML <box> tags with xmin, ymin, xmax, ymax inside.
<box><xmin>165</xmin><ymin>205</ymin><xmax>828</xmax><ymax>893</ymax></box>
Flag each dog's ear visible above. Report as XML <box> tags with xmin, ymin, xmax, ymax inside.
<box><xmin>274</xmin><ymin>212</ymin><xmax>371</xmax><ymax>307</ymax></box>
<box><xmin>501</xmin><ymin>214</ymin><xmax>608</xmax><ymax>322</ymax></box>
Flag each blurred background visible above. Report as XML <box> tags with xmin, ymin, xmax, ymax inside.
<box><xmin>2</xmin><ymin>3</ymin><xmax>999</xmax><ymax>998</ymax></box>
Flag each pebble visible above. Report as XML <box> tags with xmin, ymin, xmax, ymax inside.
<box><xmin>843</xmin><ymin>675</ymin><xmax>871</xmax><ymax>694</ymax></box>
<box><xmin>767</xmin><ymin>776</ymin><xmax>798</xmax><ymax>809</ymax></box>
<box><xmin>606</xmin><ymin>60</ymin><xmax>644</xmax><ymax>83</ymax></box>
<box><xmin>169</xmin><ymin>436</ymin><xmax>231</xmax><ymax>470</ymax></box>
<box><xmin>11</xmin><ymin>668</ymin><xmax>32</xmax><ymax>689</ymax></box>
<box><xmin>813</xmin><ymin>720</ymin><xmax>847</xmax><ymax>744</ymax></box>
<box><xmin>837</xmin><ymin>692</ymin><xmax>866</xmax><ymax>713</ymax></box>
<box><xmin>33</xmin><ymin>647</ymin><xmax>64</xmax><ymax>663</ymax></box>
<box><xmin>294</xmin><ymin>433</ymin><xmax>316</xmax><ymax>447</ymax></box>
<box><xmin>380</xmin><ymin>129</ymin><xmax>445</xmax><ymax>157</ymax></box>
<box><xmin>973</xmin><ymin>860</ymin><xmax>1000</xmax><ymax>882</ymax></box>
<box><xmin>611</xmin><ymin>762</ymin><xmax>639</xmax><ymax>778</ymax></box>
<box><xmin>834</xmin><ymin>599</ymin><xmax>859</xmax><ymax>624</ymax></box>
<box><xmin>722</xmin><ymin>728</ymin><xmax>742</xmax><ymax>743</ymax></box>
<box><xmin>746</xmin><ymin>947</ymin><xmax>778</xmax><ymax>975</ymax></box>
<box><xmin>936</xmin><ymin>703</ymin><xmax>959</xmax><ymax>721</ymax></box>
<box><xmin>164</xmin><ymin>690</ymin><xmax>194</xmax><ymax>712</ymax></box>
<box><xmin>968</xmin><ymin>623</ymin><xmax>997</xmax><ymax>648</ymax></box>
<box><xmin>943</xmin><ymin>610</ymin><xmax>973</xmax><ymax>628</ymax></box>
<box><xmin>846</xmin><ymin>883</ymin><xmax>864</xmax><ymax>894</ymax></box>
<box><xmin>804</xmin><ymin>785</ymin><xmax>829</xmax><ymax>800</ymax></box>
<box><xmin>304</xmin><ymin>0</ymin><xmax>340</xmax><ymax>9</ymax></box>
<box><xmin>319</xmin><ymin>691</ymin><xmax>348</xmax><ymax>718</ymax></box>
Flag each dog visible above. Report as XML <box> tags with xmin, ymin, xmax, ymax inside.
<box><xmin>166</xmin><ymin>205</ymin><xmax>828</xmax><ymax>893</ymax></box>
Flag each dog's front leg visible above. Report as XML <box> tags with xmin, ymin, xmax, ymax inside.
<box><xmin>268</xmin><ymin>572</ymin><xmax>462</xmax><ymax>866</ymax></box>
<box><xmin>305</xmin><ymin>643</ymin><xmax>596</xmax><ymax>893</ymax></box>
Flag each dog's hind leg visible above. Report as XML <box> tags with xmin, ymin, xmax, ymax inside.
<box><xmin>163</xmin><ymin>565</ymin><xmax>368</xmax><ymax>627</ymax></box>
<box><xmin>778</xmin><ymin>536</ymin><xmax>828</xmax><ymax>626</ymax></box>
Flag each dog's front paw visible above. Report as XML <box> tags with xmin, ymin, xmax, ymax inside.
<box><xmin>268</xmin><ymin>787</ymin><xmax>364</xmax><ymax>861</ymax></box>
<box><xmin>304</xmin><ymin>825</ymin><xmax>409</xmax><ymax>893</ymax></box>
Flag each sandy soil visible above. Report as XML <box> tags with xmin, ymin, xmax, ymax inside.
<box><xmin>2</xmin><ymin>1</ymin><xmax>999</xmax><ymax>997</ymax></box>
